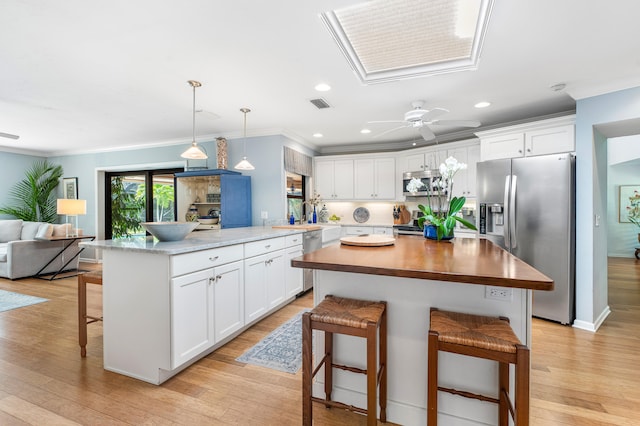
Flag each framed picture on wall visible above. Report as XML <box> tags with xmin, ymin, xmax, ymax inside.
<box><xmin>63</xmin><ymin>177</ymin><xmax>78</xmax><ymax>199</ymax></box>
<box><xmin>619</xmin><ymin>185</ymin><xmax>640</xmax><ymax>223</ymax></box>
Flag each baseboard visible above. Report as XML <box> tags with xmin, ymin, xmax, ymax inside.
<box><xmin>573</xmin><ymin>305</ymin><xmax>611</xmax><ymax>332</ymax></box>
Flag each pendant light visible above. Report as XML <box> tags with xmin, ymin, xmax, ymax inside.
<box><xmin>234</xmin><ymin>107</ymin><xmax>255</xmax><ymax>170</ymax></box>
<box><xmin>181</xmin><ymin>80</ymin><xmax>208</xmax><ymax>160</ymax></box>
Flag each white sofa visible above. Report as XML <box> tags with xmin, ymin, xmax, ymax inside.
<box><xmin>0</xmin><ymin>219</ymin><xmax>81</xmax><ymax>280</ymax></box>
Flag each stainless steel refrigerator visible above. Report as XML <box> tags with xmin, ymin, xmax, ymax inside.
<box><xmin>477</xmin><ymin>153</ymin><xmax>575</xmax><ymax>324</ymax></box>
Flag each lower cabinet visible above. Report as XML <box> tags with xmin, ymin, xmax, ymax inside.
<box><xmin>244</xmin><ymin>250</ymin><xmax>285</xmax><ymax>324</ymax></box>
<box><xmin>213</xmin><ymin>260</ymin><xmax>244</xmax><ymax>342</ymax></box>
<box><xmin>285</xmin><ymin>244</ymin><xmax>304</xmax><ymax>297</ymax></box>
<box><xmin>170</xmin><ymin>260</ymin><xmax>244</xmax><ymax>369</ymax></box>
<box><xmin>171</xmin><ymin>268</ymin><xmax>214</xmax><ymax>369</ymax></box>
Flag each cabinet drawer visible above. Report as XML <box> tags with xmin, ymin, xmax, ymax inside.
<box><xmin>171</xmin><ymin>244</ymin><xmax>244</xmax><ymax>277</ymax></box>
<box><xmin>285</xmin><ymin>233</ymin><xmax>303</xmax><ymax>247</ymax></box>
<box><xmin>344</xmin><ymin>226</ymin><xmax>373</xmax><ymax>235</ymax></box>
<box><xmin>373</xmin><ymin>227</ymin><xmax>392</xmax><ymax>235</ymax></box>
<box><xmin>245</xmin><ymin>237</ymin><xmax>285</xmax><ymax>258</ymax></box>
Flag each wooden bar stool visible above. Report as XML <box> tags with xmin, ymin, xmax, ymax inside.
<box><xmin>302</xmin><ymin>295</ymin><xmax>387</xmax><ymax>426</ymax></box>
<box><xmin>78</xmin><ymin>270</ymin><xmax>103</xmax><ymax>357</ymax></box>
<box><xmin>427</xmin><ymin>308</ymin><xmax>530</xmax><ymax>425</ymax></box>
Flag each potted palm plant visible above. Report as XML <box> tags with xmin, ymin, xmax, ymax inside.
<box><xmin>407</xmin><ymin>157</ymin><xmax>477</xmax><ymax>241</ymax></box>
<box><xmin>0</xmin><ymin>160</ymin><xmax>63</xmax><ymax>223</ymax></box>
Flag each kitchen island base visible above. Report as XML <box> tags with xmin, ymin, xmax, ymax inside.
<box><xmin>311</xmin><ymin>269</ymin><xmax>531</xmax><ymax>426</ymax></box>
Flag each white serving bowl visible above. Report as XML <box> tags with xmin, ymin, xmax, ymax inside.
<box><xmin>141</xmin><ymin>221</ymin><xmax>199</xmax><ymax>242</ymax></box>
<box><xmin>198</xmin><ymin>216</ymin><xmax>219</xmax><ymax>225</ymax></box>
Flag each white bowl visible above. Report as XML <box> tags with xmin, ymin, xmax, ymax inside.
<box><xmin>141</xmin><ymin>222</ymin><xmax>199</xmax><ymax>242</ymax></box>
<box><xmin>198</xmin><ymin>217</ymin><xmax>219</xmax><ymax>225</ymax></box>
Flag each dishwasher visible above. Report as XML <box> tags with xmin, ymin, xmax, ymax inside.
<box><xmin>302</xmin><ymin>229</ymin><xmax>322</xmax><ymax>292</ymax></box>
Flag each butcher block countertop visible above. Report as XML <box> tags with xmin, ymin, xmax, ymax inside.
<box><xmin>272</xmin><ymin>224</ymin><xmax>322</xmax><ymax>231</ymax></box>
<box><xmin>292</xmin><ymin>235</ymin><xmax>553</xmax><ymax>291</ymax></box>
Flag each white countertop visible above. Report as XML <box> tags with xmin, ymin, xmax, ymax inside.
<box><xmin>80</xmin><ymin>226</ymin><xmax>304</xmax><ymax>255</ymax></box>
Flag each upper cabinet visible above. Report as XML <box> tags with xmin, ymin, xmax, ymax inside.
<box><xmin>314</xmin><ymin>158</ymin><xmax>354</xmax><ymax>200</ymax></box>
<box><xmin>405</xmin><ymin>149</ymin><xmax>448</xmax><ymax>171</ymax></box>
<box><xmin>354</xmin><ymin>157</ymin><xmax>395</xmax><ymax>200</ymax></box>
<box><xmin>447</xmin><ymin>144</ymin><xmax>480</xmax><ymax>198</ymax></box>
<box><xmin>476</xmin><ymin>115</ymin><xmax>575</xmax><ymax>161</ymax></box>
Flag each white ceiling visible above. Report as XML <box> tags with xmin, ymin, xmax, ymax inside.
<box><xmin>2</xmin><ymin>0</ymin><xmax>640</xmax><ymax>156</ymax></box>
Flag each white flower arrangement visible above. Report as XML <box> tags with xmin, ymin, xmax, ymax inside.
<box><xmin>406</xmin><ymin>177</ymin><xmax>425</xmax><ymax>194</ymax></box>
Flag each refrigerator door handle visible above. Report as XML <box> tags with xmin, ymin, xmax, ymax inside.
<box><xmin>504</xmin><ymin>175</ymin><xmax>511</xmax><ymax>249</ymax></box>
<box><xmin>510</xmin><ymin>175</ymin><xmax>517</xmax><ymax>249</ymax></box>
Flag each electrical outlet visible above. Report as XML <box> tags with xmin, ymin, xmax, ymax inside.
<box><xmin>261</xmin><ymin>211</ymin><xmax>268</xmax><ymax>219</ymax></box>
<box><xmin>485</xmin><ymin>286</ymin><xmax>513</xmax><ymax>301</ymax></box>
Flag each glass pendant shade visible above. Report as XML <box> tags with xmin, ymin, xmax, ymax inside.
<box><xmin>234</xmin><ymin>157</ymin><xmax>255</xmax><ymax>170</ymax></box>
<box><xmin>181</xmin><ymin>80</ymin><xmax>208</xmax><ymax>160</ymax></box>
<box><xmin>234</xmin><ymin>107</ymin><xmax>254</xmax><ymax>170</ymax></box>
<box><xmin>181</xmin><ymin>142</ymin><xmax>208</xmax><ymax>159</ymax></box>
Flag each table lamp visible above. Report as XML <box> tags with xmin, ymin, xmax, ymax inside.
<box><xmin>56</xmin><ymin>199</ymin><xmax>86</xmax><ymax>237</ymax></box>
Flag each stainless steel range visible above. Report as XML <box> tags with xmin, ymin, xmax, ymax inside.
<box><xmin>392</xmin><ymin>224</ymin><xmax>423</xmax><ymax>235</ymax></box>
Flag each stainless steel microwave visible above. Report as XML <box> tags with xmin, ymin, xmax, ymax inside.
<box><xmin>402</xmin><ymin>170</ymin><xmax>441</xmax><ymax>196</ymax></box>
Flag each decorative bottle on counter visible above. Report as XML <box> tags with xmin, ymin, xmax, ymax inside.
<box><xmin>289</xmin><ymin>213</ymin><xmax>295</xmax><ymax>225</ymax></box>
<box><xmin>318</xmin><ymin>204</ymin><xmax>329</xmax><ymax>223</ymax></box>
<box><xmin>185</xmin><ymin>204</ymin><xmax>199</xmax><ymax>222</ymax></box>
<box><xmin>312</xmin><ymin>206</ymin><xmax>317</xmax><ymax>223</ymax></box>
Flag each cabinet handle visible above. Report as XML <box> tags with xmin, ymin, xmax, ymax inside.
<box><xmin>209</xmin><ymin>256</ymin><xmax>219</xmax><ymax>262</ymax></box>
<box><xmin>216</xmin><ymin>275</ymin><xmax>222</xmax><ymax>281</ymax></box>
<box><xmin>526</xmin><ymin>148</ymin><xmax>531</xmax><ymax>152</ymax></box>
<box><xmin>518</xmin><ymin>149</ymin><xmax>523</xmax><ymax>153</ymax></box>
<box><xmin>265</xmin><ymin>244</ymin><xmax>271</xmax><ymax>249</ymax></box>
<box><xmin>208</xmin><ymin>277</ymin><xmax>215</xmax><ymax>284</ymax></box>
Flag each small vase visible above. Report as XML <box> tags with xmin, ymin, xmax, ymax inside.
<box><xmin>185</xmin><ymin>204</ymin><xmax>199</xmax><ymax>222</ymax></box>
<box><xmin>312</xmin><ymin>206</ymin><xmax>317</xmax><ymax>223</ymax></box>
<box><xmin>424</xmin><ymin>225</ymin><xmax>454</xmax><ymax>241</ymax></box>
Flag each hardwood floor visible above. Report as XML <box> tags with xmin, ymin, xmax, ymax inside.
<box><xmin>0</xmin><ymin>258</ymin><xmax>638</xmax><ymax>425</ymax></box>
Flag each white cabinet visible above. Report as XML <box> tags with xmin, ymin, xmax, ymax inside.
<box><xmin>405</xmin><ymin>149</ymin><xmax>448</xmax><ymax>171</ymax></box>
<box><xmin>244</xmin><ymin>237</ymin><xmax>286</xmax><ymax>324</ymax></box>
<box><xmin>212</xmin><ymin>260</ymin><xmax>244</xmax><ymax>342</ymax></box>
<box><xmin>447</xmin><ymin>144</ymin><xmax>480</xmax><ymax>198</ymax></box>
<box><xmin>354</xmin><ymin>158</ymin><xmax>396</xmax><ymax>200</ymax></box>
<box><xmin>171</xmin><ymin>269</ymin><xmax>213</xmax><ymax>368</ymax></box>
<box><xmin>170</xmin><ymin>258</ymin><xmax>245</xmax><ymax>369</ymax></box>
<box><xmin>373</xmin><ymin>227</ymin><xmax>393</xmax><ymax>235</ymax></box>
<box><xmin>477</xmin><ymin>116</ymin><xmax>575</xmax><ymax>161</ymax></box>
<box><xmin>285</xmin><ymin>235</ymin><xmax>303</xmax><ymax>297</ymax></box>
<box><xmin>315</xmin><ymin>159</ymin><xmax>354</xmax><ymax>199</ymax></box>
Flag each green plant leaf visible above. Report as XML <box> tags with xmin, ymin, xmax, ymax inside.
<box><xmin>454</xmin><ymin>216</ymin><xmax>478</xmax><ymax>230</ymax></box>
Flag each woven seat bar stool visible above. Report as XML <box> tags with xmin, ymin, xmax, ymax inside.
<box><xmin>428</xmin><ymin>308</ymin><xmax>530</xmax><ymax>426</ymax></box>
<box><xmin>302</xmin><ymin>295</ymin><xmax>387</xmax><ymax>426</ymax></box>
<box><xmin>78</xmin><ymin>270</ymin><xmax>103</xmax><ymax>357</ymax></box>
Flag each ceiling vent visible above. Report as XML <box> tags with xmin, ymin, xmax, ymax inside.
<box><xmin>310</xmin><ymin>98</ymin><xmax>331</xmax><ymax>109</ymax></box>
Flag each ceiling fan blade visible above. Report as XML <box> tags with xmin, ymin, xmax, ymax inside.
<box><xmin>431</xmin><ymin>119</ymin><xmax>481</xmax><ymax>128</ymax></box>
<box><xmin>0</xmin><ymin>132</ymin><xmax>19</xmax><ymax>140</ymax></box>
<box><xmin>372</xmin><ymin>124</ymin><xmax>410</xmax><ymax>138</ymax></box>
<box><xmin>419</xmin><ymin>126</ymin><xmax>436</xmax><ymax>141</ymax></box>
<box><xmin>421</xmin><ymin>107</ymin><xmax>449</xmax><ymax>121</ymax></box>
<box><xmin>367</xmin><ymin>120</ymin><xmax>407</xmax><ymax>124</ymax></box>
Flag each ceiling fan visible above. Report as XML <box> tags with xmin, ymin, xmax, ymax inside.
<box><xmin>368</xmin><ymin>100</ymin><xmax>481</xmax><ymax>142</ymax></box>
<box><xmin>0</xmin><ymin>132</ymin><xmax>19</xmax><ymax>140</ymax></box>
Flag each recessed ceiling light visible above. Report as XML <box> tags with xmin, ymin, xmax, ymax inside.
<box><xmin>474</xmin><ymin>101</ymin><xmax>491</xmax><ymax>108</ymax></box>
<box><xmin>549</xmin><ymin>83</ymin><xmax>566</xmax><ymax>92</ymax></box>
<box><xmin>313</xmin><ymin>133</ymin><xmax>323</xmax><ymax>138</ymax></box>
<box><xmin>412</xmin><ymin>142</ymin><xmax>417</xmax><ymax>146</ymax></box>
<box><xmin>360</xmin><ymin>128</ymin><xmax>371</xmax><ymax>134</ymax></box>
<box><xmin>314</xmin><ymin>83</ymin><xmax>331</xmax><ymax>92</ymax></box>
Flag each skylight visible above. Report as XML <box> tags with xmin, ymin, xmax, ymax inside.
<box><xmin>321</xmin><ymin>0</ymin><xmax>494</xmax><ymax>84</ymax></box>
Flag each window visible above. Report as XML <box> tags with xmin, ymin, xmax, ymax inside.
<box><xmin>105</xmin><ymin>168</ymin><xmax>183</xmax><ymax>239</ymax></box>
<box><xmin>286</xmin><ymin>172</ymin><xmax>304</xmax><ymax>223</ymax></box>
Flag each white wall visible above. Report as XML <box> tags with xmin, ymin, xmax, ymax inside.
<box><xmin>607</xmin><ymin>135</ymin><xmax>640</xmax><ymax>257</ymax></box>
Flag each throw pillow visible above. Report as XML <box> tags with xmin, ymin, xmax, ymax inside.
<box><xmin>21</xmin><ymin>221</ymin><xmax>42</xmax><ymax>240</ymax></box>
<box><xmin>36</xmin><ymin>223</ymin><xmax>53</xmax><ymax>239</ymax></box>
<box><xmin>0</xmin><ymin>220</ymin><xmax>23</xmax><ymax>243</ymax></box>
<box><xmin>52</xmin><ymin>223</ymin><xmax>71</xmax><ymax>237</ymax></box>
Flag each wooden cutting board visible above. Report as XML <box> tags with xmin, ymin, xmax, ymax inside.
<box><xmin>399</xmin><ymin>206</ymin><xmax>411</xmax><ymax>224</ymax></box>
<box><xmin>340</xmin><ymin>235</ymin><xmax>396</xmax><ymax>247</ymax></box>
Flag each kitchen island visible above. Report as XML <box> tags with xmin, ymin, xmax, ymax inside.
<box><xmin>292</xmin><ymin>236</ymin><xmax>552</xmax><ymax>425</ymax></box>
<box><xmin>81</xmin><ymin>226</ymin><xmax>307</xmax><ymax>385</ymax></box>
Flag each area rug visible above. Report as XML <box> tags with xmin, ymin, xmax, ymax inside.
<box><xmin>0</xmin><ymin>289</ymin><xmax>48</xmax><ymax>313</ymax></box>
<box><xmin>236</xmin><ymin>309</ymin><xmax>309</xmax><ymax>374</ymax></box>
